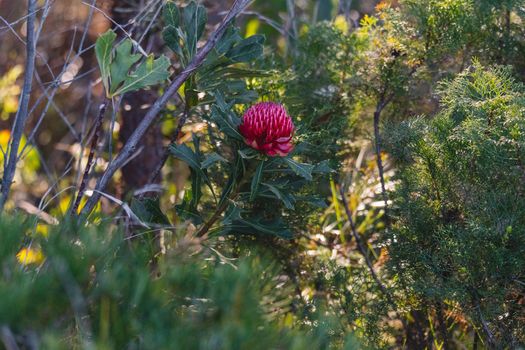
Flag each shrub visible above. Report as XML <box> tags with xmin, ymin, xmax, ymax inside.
<box><xmin>385</xmin><ymin>63</ymin><xmax>525</xmax><ymax>347</ymax></box>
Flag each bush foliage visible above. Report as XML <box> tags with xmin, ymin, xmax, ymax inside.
<box><xmin>1</xmin><ymin>0</ymin><xmax>525</xmax><ymax>349</ymax></box>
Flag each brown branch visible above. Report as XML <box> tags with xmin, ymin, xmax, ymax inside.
<box><xmin>79</xmin><ymin>0</ymin><xmax>253</xmax><ymax>218</ymax></box>
<box><xmin>71</xmin><ymin>100</ymin><xmax>108</xmax><ymax>215</ymax></box>
<box><xmin>146</xmin><ymin>103</ymin><xmax>190</xmax><ymax>188</ymax></box>
<box><xmin>0</xmin><ymin>0</ymin><xmax>38</xmax><ymax>211</ymax></box>
<box><xmin>339</xmin><ymin>184</ymin><xmax>391</xmax><ymax>299</ymax></box>
<box><xmin>476</xmin><ymin>304</ymin><xmax>497</xmax><ymax>348</ymax></box>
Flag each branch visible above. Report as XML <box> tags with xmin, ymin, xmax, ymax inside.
<box><xmin>476</xmin><ymin>304</ymin><xmax>497</xmax><ymax>348</ymax></box>
<box><xmin>146</xmin><ymin>102</ymin><xmax>190</xmax><ymax>188</ymax></box>
<box><xmin>71</xmin><ymin>100</ymin><xmax>109</xmax><ymax>215</ymax></box>
<box><xmin>0</xmin><ymin>0</ymin><xmax>38</xmax><ymax>211</ymax></box>
<box><xmin>339</xmin><ymin>184</ymin><xmax>391</xmax><ymax>299</ymax></box>
<box><xmin>0</xmin><ymin>326</ymin><xmax>19</xmax><ymax>350</ymax></box>
<box><xmin>79</xmin><ymin>0</ymin><xmax>253</xmax><ymax>218</ymax></box>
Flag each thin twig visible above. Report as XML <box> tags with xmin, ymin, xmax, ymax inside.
<box><xmin>476</xmin><ymin>304</ymin><xmax>497</xmax><ymax>348</ymax></box>
<box><xmin>339</xmin><ymin>184</ymin><xmax>391</xmax><ymax>299</ymax></box>
<box><xmin>372</xmin><ymin>91</ymin><xmax>393</xmax><ymax>222</ymax></box>
<box><xmin>0</xmin><ymin>0</ymin><xmax>38</xmax><ymax>211</ymax></box>
<box><xmin>146</xmin><ymin>103</ymin><xmax>190</xmax><ymax>187</ymax></box>
<box><xmin>51</xmin><ymin>257</ymin><xmax>95</xmax><ymax>350</ymax></box>
<box><xmin>71</xmin><ymin>100</ymin><xmax>109</xmax><ymax>215</ymax></box>
<box><xmin>79</xmin><ymin>0</ymin><xmax>254</xmax><ymax>218</ymax></box>
<box><xmin>196</xmin><ymin>190</ymin><xmax>239</xmax><ymax>238</ymax></box>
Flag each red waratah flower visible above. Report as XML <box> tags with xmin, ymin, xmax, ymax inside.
<box><xmin>239</xmin><ymin>102</ymin><xmax>294</xmax><ymax>157</ymax></box>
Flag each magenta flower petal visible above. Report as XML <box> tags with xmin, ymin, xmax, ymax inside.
<box><xmin>239</xmin><ymin>102</ymin><xmax>295</xmax><ymax>157</ymax></box>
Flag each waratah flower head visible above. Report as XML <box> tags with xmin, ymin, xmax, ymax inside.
<box><xmin>239</xmin><ymin>102</ymin><xmax>294</xmax><ymax>157</ymax></box>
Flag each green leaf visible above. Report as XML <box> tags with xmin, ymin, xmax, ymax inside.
<box><xmin>109</xmin><ymin>39</ymin><xmax>141</xmax><ymax>95</ymax></box>
<box><xmin>296</xmin><ymin>195</ymin><xmax>328</xmax><ymax>208</ymax></box>
<box><xmin>163</xmin><ymin>25</ymin><xmax>184</xmax><ymax>60</ymax></box>
<box><xmin>95</xmin><ymin>30</ymin><xmax>116</xmax><ymax>95</ymax></box>
<box><xmin>215</xmin><ymin>25</ymin><xmax>241</xmax><ymax>54</ymax></box>
<box><xmin>163</xmin><ymin>1</ymin><xmax>180</xmax><ymax>27</ymax></box>
<box><xmin>183</xmin><ymin>1</ymin><xmax>207</xmax><ymax>57</ymax></box>
<box><xmin>226</xmin><ymin>35</ymin><xmax>265</xmax><ymax>63</ymax></box>
<box><xmin>175</xmin><ymin>192</ymin><xmax>203</xmax><ymax>224</ymax></box>
<box><xmin>130</xmin><ymin>198</ymin><xmax>171</xmax><ymax>226</ymax></box>
<box><xmin>238</xmin><ymin>217</ymin><xmax>293</xmax><ymax>239</ymax></box>
<box><xmin>261</xmin><ymin>183</ymin><xmax>295</xmax><ymax>209</ymax></box>
<box><xmin>219</xmin><ymin>155</ymin><xmax>241</xmax><ymax>207</ymax></box>
<box><xmin>284</xmin><ymin>158</ymin><xmax>314</xmax><ymax>180</ymax></box>
<box><xmin>313</xmin><ymin>160</ymin><xmax>335</xmax><ymax>174</ymax></box>
<box><xmin>210</xmin><ymin>105</ymin><xmax>243</xmax><ymax>140</ymax></box>
<box><xmin>238</xmin><ymin>148</ymin><xmax>259</xmax><ymax>159</ymax></box>
<box><xmin>112</xmin><ymin>55</ymin><xmax>170</xmax><ymax>96</ymax></box>
<box><xmin>250</xmin><ymin>161</ymin><xmax>265</xmax><ymax>201</ymax></box>
<box><xmin>169</xmin><ymin>143</ymin><xmax>202</xmax><ymax>170</ymax></box>
<box><xmin>169</xmin><ymin>141</ymin><xmax>216</xmax><ymax>202</ymax></box>
<box><xmin>201</xmin><ymin>152</ymin><xmax>227</xmax><ymax>169</ymax></box>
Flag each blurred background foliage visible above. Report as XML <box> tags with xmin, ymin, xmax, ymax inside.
<box><xmin>1</xmin><ymin>0</ymin><xmax>525</xmax><ymax>348</ymax></box>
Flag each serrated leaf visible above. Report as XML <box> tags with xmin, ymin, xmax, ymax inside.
<box><xmin>298</xmin><ymin>196</ymin><xmax>328</xmax><ymax>208</ymax></box>
<box><xmin>112</xmin><ymin>55</ymin><xmax>170</xmax><ymax>96</ymax></box>
<box><xmin>239</xmin><ymin>217</ymin><xmax>293</xmax><ymax>239</ymax></box>
<box><xmin>250</xmin><ymin>161</ymin><xmax>265</xmax><ymax>201</ymax></box>
<box><xmin>169</xmin><ymin>143</ymin><xmax>202</xmax><ymax>170</ymax></box>
<box><xmin>210</xmin><ymin>105</ymin><xmax>243</xmax><ymax>140</ymax></box>
<box><xmin>169</xmin><ymin>141</ymin><xmax>216</xmax><ymax>202</ymax></box>
<box><xmin>183</xmin><ymin>1</ymin><xmax>207</xmax><ymax>57</ymax></box>
<box><xmin>215</xmin><ymin>25</ymin><xmax>242</xmax><ymax>54</ymax></box>
<box><xmin>163</xmin><ymin>25</ymin><xmax>184</xmax><ymax>60</ymax></box>
<box><xmin>226</xmin><ymin>35</ymin><xmax>265</xmax><ymax>63</ymax></box>
<box><xmin>201</xmin><ymin>152</ymin><xmax>227</xmax><ymax>169</ymax></box>
<box><xmin>95</xmin><ymin>30</ymin><xmax>116</xmax><ymax>95</ymax></box>
<box><xmin>313</xmin><ymin>160</ymin><xmax>335</xmax><ymax>174</ymax></box>
<box><xmin>130</xmin><ymin>198</ymin><xmax>171</xmax><ymax>226</ymax></box>
<box><xmin>262</xmin><ymin>183</ymin><xmax>295</xmax><ymax>209</ymax></box>
<box><xmin>163</xmin><ymin>1</ymin><xmax>180</xmax><ymax>27</ymax></box>
<box><xmin>109</xmin><ymin>39</ymin><xmax>141</xmax><ymax>95</ymax></box>
<box><xmin>284</xmin><ymin>158</ymin><xmax>314</xmax><ymax>180</ymax></box>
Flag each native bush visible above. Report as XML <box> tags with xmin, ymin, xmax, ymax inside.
<box><xmin>385</xmin><ymin>63</ymin><xmax>525</xmax><ymax>347</ymax></box>
<box><xmin>3</xmin><ymin>0</ymin><xmax>525</xmax><ymax>348</ymax></box>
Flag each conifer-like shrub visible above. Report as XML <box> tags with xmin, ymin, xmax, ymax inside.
<box><xmin>0</xmin><ymin>215</ymin><xmax>360</xmax><ymax>349</ymax></box>
<box><xmin>386</xmin><ymin>63</ymin><xmax>525</xmax><ymax>347</ymax></box>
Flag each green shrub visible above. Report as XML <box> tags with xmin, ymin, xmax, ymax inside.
<box><xmin>385</xmin><ymin>63</ymin><xmax>525</xmax><ymax>347</ymax></box>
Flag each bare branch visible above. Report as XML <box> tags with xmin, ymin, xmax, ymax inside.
<box><xmin>0</xmin><ymin>0</ymin><xmax>39</xmax><ymax>211</ymax></box>
<box><xmin>71</xmin><ymin>100</ymin><xmax>109</xmax><ymax>215</ymax></box>
<box><xmin>0</xmin><ymin>325</ymin><xmax>20</xmax><ymax>350</ymax></box>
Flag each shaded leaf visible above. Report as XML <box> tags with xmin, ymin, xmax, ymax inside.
<box><xmin>112</xmin><ymin>55</ymin><xmax>170</xmax><ymax>96</ymax></box>
<box><xmin>313</xmin><ymin>160</ymin><xmax>335</xmax><ymax>174</ymax></box>
<box><xmin>226</xmin><ymin>35</ymin><xmax>265</xmax><ymax>63</ymax></box>
<box><xmin>130</xmin><ymin>198</ymin><xmax>171</xmax><ymax>226</ymax></box>
<box><xmin>163</xmin><ymin>25</ymin><xmax>184</xmax><ymax>59</ymax></box>
<box><xmin>250</xmin><ymin>161</ymin><xmax>265</xmax><ymax>201</ymax></box>
<box><xmin>210</xmin><ymin>105</ymin><xmax>243</xmax><ymax>140</ymax></box>
<box><xmin>95</xmin><ymin>30</ymin><xmax>116</xmax><ymax>95</ymax></box>
<box><xmin>202</xmin><ymin>152</ymin><xmax>228</xmax><ymax>169</ymax></box>
<box><xmin>109</xmin><ymin>39</ymin><xmax>141</xmax><ymax>95</ymax></box>
<box><xmin>261</xmin><ymin>183</ymin><xmax>295</xmax><ymax>209</ymax></box>
<box><xmin>284</xmin><ymin>158</ymin><xmax>314</xmax><ymax>180</ymax></box>
<box><xmin>183</xmin><ymin>1</ymin><xmax>207</xmax><ymax>57</ymax></box>
<box><xmin>238</xmin><ymin>148</ymin><xmax>259</xmax><ymax>159</ymax></box>
<box><xmin>163</xmin><ymin>1</ymin><xmax>180</xmax><ymax>27</ymax></box>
